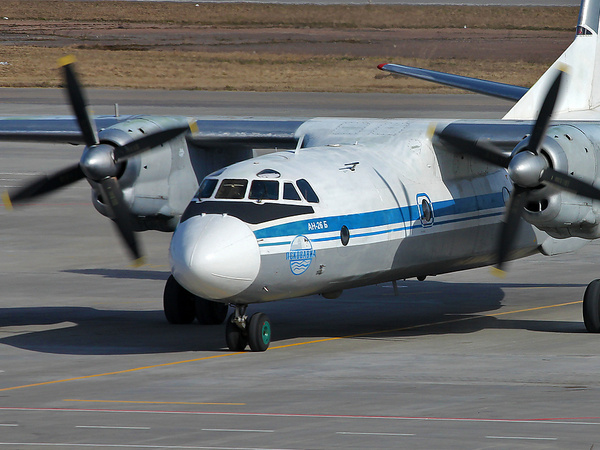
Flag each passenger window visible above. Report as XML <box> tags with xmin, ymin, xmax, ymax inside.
<box><xmin>215</xmin><ymin>179</ymin><xmax>248</xmax><ymax>199</ymax></box>
<box><xmin>249</xmin><ymin>180</ymin><xmax>279</xmax><ymax>201</ymax></box>
<box><xmin>283</xmin><ymin>182</ymin><xmax>301</xmax><ymax>201</ymax></box>
<box><xmin>197</xmin><ymin>178</ymin><xmax>218</xmax><ymax>199</ymax></box>
<box><xmin>296</xmin><ymin>179</ymin><xmax>319</xmax><ymax>203</ymax></box>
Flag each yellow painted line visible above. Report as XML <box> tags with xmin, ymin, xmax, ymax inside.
<box><xmin>130</xmin><ymin>257</ymin><xmax>147</xmax><ymax>268</ymax></box>
<box><xmin>64</xmin><ymin>399</ymin><xmax>245</xmax><ymax>406</ymax></box>
<box><xmin>271</xmin><ymin>300</ymin><xmax>583</xmax><ymax>349</ymax></box>
<box><xmin>489</xmin><ymin>300</ymin><xmax>581</xmax><ymax>316</ymax></box>
<box><xmin>0</xmin><ymin>353</ymin><xmax>239</xmax><ymax>392</ymax></box>
<box><xmin>0</xmin><ymin>299</ymin><xmax>582</xmax><ymax>392</ymax></box>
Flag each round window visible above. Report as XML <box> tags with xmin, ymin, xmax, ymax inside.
<box><xmin>340</xmin><ymin>225</ymin><xmax>350</xmax><ymax>246</ymax></box>
<box><xmin>421</xmin><ymin>199</ymin><xmax>432</xmax><ymax>222</ymax></box>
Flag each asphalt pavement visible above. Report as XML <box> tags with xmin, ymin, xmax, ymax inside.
<box><xmin>0</xmin><ymin>89</ymin><xmax>598</xmax><ymax>449</ymax></box>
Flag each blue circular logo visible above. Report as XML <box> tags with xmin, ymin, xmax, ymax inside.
<box><xmin>286</xmin><ymin>235</ymin><xmax>316</xmax><ymax>275</ymax></box>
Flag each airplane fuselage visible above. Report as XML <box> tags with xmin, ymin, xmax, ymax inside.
<box><xmin>169</xmin><ymin>119</ymin><xmax>542</xmax><ymax>305</ymax></box>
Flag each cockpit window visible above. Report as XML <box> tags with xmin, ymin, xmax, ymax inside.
<box><xmin>296</xmin><ymin>179</ymin><xmax>319</xmax><ymax>203</ymax></box>
<box><xmin>197</xmin><ymin>178</ymin><xmax>218</xmax><ymax>199</ymax></box>
<box><xmin>249</xmin><ymin>180</ymin><xmax>279</xmax><ymax>201</ymax></box>
<box><xmin>215</xmin><ymin>179</ymin><xmax>248</xmax><ymax>199</ymax></box>
<box><xmin>283</xmin><ymin>182</ymin><xmax>301</xmax><ymax>201</ymax></box>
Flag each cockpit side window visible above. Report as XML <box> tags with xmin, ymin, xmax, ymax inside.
<box><xmin>296</xmin><ymin>179</ymin><xmax>319</xmax><ymax>203</ymax></box>
<box><xmin>215</xmin><ymin>179</ymin><xmax>248</xmax><ymax>199</ymax></box>
<box><xmin>197</xmin><ymin>178</ymin><xmax>218</xmax><ymax>199</ymax></box>
<box><xmin>283</xmin><ymin>182</ymin><xmax>301</xmax><ymax>201</ymax></box>
<box><xmin>249</xmin><ymin>180</ymin><xmax>279</xmax><ymax>201</ymax></box>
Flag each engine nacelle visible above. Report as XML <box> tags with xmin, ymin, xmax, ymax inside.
<box><xmin>91</xmin><ymin>116</ymin><xmax>198</xmax><ymax>232</ymax></box>
<box><xmin>517</xmin><ymin>124</ymin><xmax>600</xmax><ymax>239</ymax></box>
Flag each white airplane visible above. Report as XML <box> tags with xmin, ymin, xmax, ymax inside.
<box><xmin>3</xmin><ymin>1</ymin><xmax>600</xmax><ymax>352</ymax></box>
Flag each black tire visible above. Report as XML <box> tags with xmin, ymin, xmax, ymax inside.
<box><xmin>225</xmin><ymin>314</ymin><xmax>248</xmax><ymax>352</ymax></box>
<box><xmin>163</xmin><ymin>275</ymin><xmax>195</xmax><ymax>324</ymax></box>
<box><xmin>583</xmin><ymin>279</ymin><xmax>600</xmax><ymax>332</ymax></box>
<box><xmin>248</xmin><ymin>312</ymin><xmax>271</xmax><ymax>352</ymax></box>
<box><xmin>195</xmin><ymin>298</ymin><xmax>229</xmax><ymax>325</ymax></box>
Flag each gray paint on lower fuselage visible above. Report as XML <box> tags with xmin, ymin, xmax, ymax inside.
<box><xmin>237</xmin><ymin>218</ymin><xmax>539</xmax><ymax>304</ymax></box>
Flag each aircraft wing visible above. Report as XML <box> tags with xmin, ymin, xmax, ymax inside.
<box><xmin>0</xmin><ymin>116</ymin><xmax>304</xmax><ymax>150</ymax></box>
<box><xmin>438</xmin><ymin>120</ymin><xmax>533</xmax><ymax>152</ymax></box>
<box><xmin>188</xmin><ymin>118</ymin><xmax>304</xmax><ymax>150</ymax></box>
<box><xmin>378</xmin><ymin>63</ymin><xmax>528</xmax><ymax>102</ymax></box>
<box><xmin>0</xmin><ymin>116</ymin><xmax>128</xmax><ymax>144</ymax></box>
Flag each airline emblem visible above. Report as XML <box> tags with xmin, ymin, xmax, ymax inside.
<box><xmin>286</xmin><ymin>235</ymin><xmax>316</xmax><ymax>275</ymax></box>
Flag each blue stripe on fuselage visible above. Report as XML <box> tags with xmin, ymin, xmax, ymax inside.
<box><xmin>254</xmin><ymin>192</ymin><xmax>505</xmax><ymax>243</ymax></box>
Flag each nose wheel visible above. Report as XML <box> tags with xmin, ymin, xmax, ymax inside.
<box><xmin>225</xmin><ymin>305</ymin><xmax>272</xmax><ymax>352</ymax></box>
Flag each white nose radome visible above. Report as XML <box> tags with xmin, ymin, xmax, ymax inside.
<box><xmin>169</xmin><ymin>214</ymin><xmax>260</xmax><ymax>300</ymax></box>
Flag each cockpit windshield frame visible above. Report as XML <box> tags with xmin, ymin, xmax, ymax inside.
<box><xmin>196</xmin><ymin>175</ymin><xmax>319</xmax><ymax>205</ymax></box>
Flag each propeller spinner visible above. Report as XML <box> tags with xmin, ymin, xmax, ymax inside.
<box><xmin>436</xmin><ymin>69</ymin><xmax>600</xmax><ymax>274</ymax></box>
<box><xmin>3</xmin><ymin>56</ymin><xmax>190</xmax><ymax>264</ymax></box>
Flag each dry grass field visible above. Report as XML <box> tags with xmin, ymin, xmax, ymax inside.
<box><xmin>0</xmin><ymin>1</ymin><xmax>578</xmax><ymax>92</ymax></box>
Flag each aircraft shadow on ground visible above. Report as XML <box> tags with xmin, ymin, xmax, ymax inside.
<box><xmin>0</xmin><ymin>280</ymin><xmax>586</xmax><ymax>355</ymax></box>
<box><xmin>65</xmin><ymin>268</ymin><xmax>170</xmax><ymax>281</ymax></box>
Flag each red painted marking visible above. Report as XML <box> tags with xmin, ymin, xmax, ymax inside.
<box><xmin>0</xmin><ymin>407</ymin><xmax>599</xmax><ymax>425</ymax></box>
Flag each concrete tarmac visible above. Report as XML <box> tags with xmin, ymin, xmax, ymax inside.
<box><xmin>0</xmin><ymin>89</ymin><xmax>599</xmax><ymax>449</ymax></box>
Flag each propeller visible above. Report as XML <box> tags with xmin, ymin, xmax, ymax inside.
<box><xmin>436</xmin><ymin>68</ymin><xmax>600</xmax><ymax>274</ymax></box>
<box><xmin>3</xmin><ymin>55</ymin><xmax>190</xmax><ymax>264</ymax></box>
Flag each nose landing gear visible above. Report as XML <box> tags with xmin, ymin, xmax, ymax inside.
<box><xmin>226</xmin><ymin>305</ymin><xmax>272</xmax><ymax>352</ymax></box>
<box><xmin>163</xmin><ymin>276</ymin><xmax>272</xmax><ymax>352</ymax></box>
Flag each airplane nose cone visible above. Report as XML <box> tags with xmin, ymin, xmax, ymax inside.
<box><xmin>169</xmin><ymin>214</ymin><xmax>260</xmax><ymax>300</ymax></box>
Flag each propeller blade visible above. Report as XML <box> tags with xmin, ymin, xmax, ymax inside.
<box><xmin>436</xmin><ymin>129</ymin><xmax>511</xmax><ymax>168</ymax></box>
<box><xmin>540</xmin><ymin>168</ymin><xmax>600</xmax><ymax>200</ymax></box>
<box><xmin>528</xmin><ymin>70</ymin><xmax>564</xmax><ymax>154</ymax></box>
<box><xmin>112</xmin><ymin>125</ymin><xmax>190</xmax><ymax>163</ymax></box>
<box><xmin>97</xmin><ymin>177</ymin><xmax>144</xmax><ymax>264</ymax></box>
<box><xmin>3</xmin><ymin>164</ymin><xmax>84</xmax><ymax>209</ymax></box>
<box><xmin>60</xmin><ymin>55</ymin><xmax>99</xmax><ymax>147</ymax></box>
<box><xmin>495</xmin><ymin>185</ymin><xmax>528</xmax><ymax>273</ymax></box>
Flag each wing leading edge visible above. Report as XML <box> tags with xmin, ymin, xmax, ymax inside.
<box><xmin>0</xmin><ymin>116</ymin><xmax>128</xmax><ymax>144</ymax></box>
<box><xmin>378</xmin><ymin>63</ymin><xmax>527</xmax><ymax>102</ymax></box>
<box><xmin>0</xmin><ymin>116</ymin><xmax>304</xmax><ymax>150</ymax></box>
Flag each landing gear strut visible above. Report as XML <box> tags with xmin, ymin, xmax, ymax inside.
<box><xmin>583</xmin><ymin>279</ymin><xmax>600</xmax><ymax>332</ymax></box>
<box><xmin>163</xmin><ymin>275</ymin><xmax>228</xmax><ymax>325</ymax></box>
<box><xmin>225</xmin><ymin>305</ymin><xmax>271</xmax><ymax>352</ymax></box>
